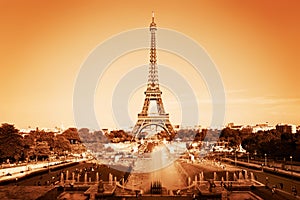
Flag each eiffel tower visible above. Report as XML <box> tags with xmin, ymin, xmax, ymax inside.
<box><xmin>132</xmin><ymin>12</ymin><xmax>175</xmax><ymax>139</ymax></box>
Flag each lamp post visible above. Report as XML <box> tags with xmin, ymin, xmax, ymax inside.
<box><xmin>47</xmin><ymin>158</ymin><xmax>50</xmax><ymax>173</ymax></box>
<box><xmin>290</xmin><ymin>156</ymin><xmax>293</xmax><ymax>177</ymax></box>
<box><xmin>264</xmin><ymin>154</ymin><xmax>267</xmax><ymax>166</ymax></box>
<box><xmin>247</xmin><ymin>152</ymin><xmax>250</xmax><ymax>164</ymax></box>
<box><xmin>235</xmin><ymin>150</ymin><xmax>237</xmax><ymax>166</ymax></box>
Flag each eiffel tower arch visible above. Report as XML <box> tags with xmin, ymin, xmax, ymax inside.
<box><xmin>132</xmin><ymin>12</ymin><xmax>175</xmax><ymax>140</ymax></box>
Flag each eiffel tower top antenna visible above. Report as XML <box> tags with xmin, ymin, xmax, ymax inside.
<box><xmin>152</xmin><ymin>11</ymin><xmax>155</xmax><ymax>23</ymax></box>
<box><xmin>150</xmin><ymin>11</ymin><xmax>156</xmax><ymax>27</ymax></box>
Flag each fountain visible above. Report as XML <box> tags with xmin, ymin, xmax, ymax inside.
<box><xmin>213</xmin><ymin>172</ymin><xmax>217</xmax><ymax>181</ymax></box>
<box><xmin>109</xmin><ymin>173</ymin><xmax>113</xmax><ymax>185</ymax></box>
<box><xmin>199</xmin><ymin>173</ymin><xmax>202</xmax><ymax>185</ymax></box>
<box><xmin>66</xmin><ymin>170</ymin><xmax>69</xmax><ymax>181</ymax></box>
<box><xmin>221</xmin><ymin>176</ymin><xmax>225</xmax><ymax>187</ymax></box>
<box><xmin>84</xmin><ymin>172</ymin><xmax>88</xmax><ymax>184</ymax></box>
<box><xmin>250</xmin><ymin>172</ymin><xmax>255</xmax><ymax>180</ymax></box>
<box><xmin>72</xmin><ymin>172</ymin><xmax>75</xmax><ymax>182</ymax></box>
<box><xmin>122</xmin><ymin>177</ymin><xmax>125</xmax><ymax>192</ymax></box>
<box><xmin>96</xmin><ymin>172</ymin><xmax>99</xmax><ymax>182</ymax></box>
<box><xmin>226</xmin><ymin>171</ymin><xmax>229</xmax><ymax>182</ymax></box>
<box><xmin>239</xmin><ymin>171</ymin><xmax>244</xmax><ymax>180</ymax></box>
<box><xmin>244</xmin><ymin>170</ymin><xmax>248</xmax><ymax>180</ymax></box>
<box><xmin>233</xmin><ymin>172</ymin><xmax>237</xmax><ymax>181</ymax></box>
<box><xmin>199</xmin><ymin>171</ymin><xmax>204</xmax><ymax>181</ymax></box>
<box><xmin>60</xmin><ymin>172</ymin><xmax>64</xmax><ymax>183</ymax></box>
<box><xmin>194</xmin><ymin>175</ymin><xmax>198</xmax><ymax>188</ymax></box>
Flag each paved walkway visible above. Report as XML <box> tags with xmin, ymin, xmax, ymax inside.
<box><xmin>0</xmin><ymin>159</ymin><xmax>87</xmax><ymax>183</ymax></box>
<box><xmin>223</xmin><ymin>158</ymin><xmax>300</xmax><ymax>179</ymax></box>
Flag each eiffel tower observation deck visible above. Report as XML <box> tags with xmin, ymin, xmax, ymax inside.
<box><xmin>132</xmin><ymin>12</ymin><xmax>175</xmax><ymax>139</ymax></box>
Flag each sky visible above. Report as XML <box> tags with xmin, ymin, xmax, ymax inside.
<box><xmin>0</xmin><ymin>0</ymin><xmax>299</xmax><ymax>130</ymax></box>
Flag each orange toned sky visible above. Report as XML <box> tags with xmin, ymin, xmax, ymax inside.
<box><xmin>0</xmin><ymin>0</ymin><xmax>299</xmax><ymax>129</ymax></box>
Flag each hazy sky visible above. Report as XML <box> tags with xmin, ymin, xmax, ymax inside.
<box><xmin>0</xmin><ymin>0</ymin><xmax>299</xmax><ymax>129</ymax></box>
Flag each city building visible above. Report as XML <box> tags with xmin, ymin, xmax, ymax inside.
<box><xmin>252</xmin><ymin>123</ymin><xmax>275</xmax><ymax>133</ymax></box>
<box><xmin>276</xmin><ymin>123</ymin><xmax>297</xmax><ymax>134</ymax></box>
<box><xmin>226</xmin><ymin>123</ymin><xmax>243</xmax><ymax>130</ymax></box>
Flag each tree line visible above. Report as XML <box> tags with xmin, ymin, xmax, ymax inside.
<box><xmin>1</xmin><ymin>122</ymin><xmax>299</xmax><ymax>163</ymax></box>
<box><xmin>0</xmin><ymin>123</ymin><xmax>85</xmax><ymax>163</ymax></box>
<box><xmin>219</xmin><ymin>127</ymin><xmax>300</xmax><ymax>161</ymax></box>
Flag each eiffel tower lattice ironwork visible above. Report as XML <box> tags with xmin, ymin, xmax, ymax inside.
<box><xmin>132</xmin><ymin>12</ymin><xmax>175</xmax><ymax>138</ymax></box>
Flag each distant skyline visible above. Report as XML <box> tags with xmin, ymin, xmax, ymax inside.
<box><xmin>0</xmin><ymin>1</ymin><xmax>299</xmax><ymax>129</ymax></box>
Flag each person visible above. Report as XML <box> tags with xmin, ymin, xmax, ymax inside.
<box><xmin>192</xmin><ymin>193</ymin><xmax>197</xmax><ymax>200</ymax></box>
<box><xmin>265</xmin><ymin>177</ymin><xmax>269</xmax><ymax>188</ymax></box>
<box><xmin>272</xmin><ymin>185</ymin><xmax>276</xmax><ymax>195</ymax></box>
<box><xmin>292</xmin><ymin>186</ymin><xmax>297</xmax><ymax>196</ymax></box>
<box><xmin>279</xmin><ymin>182</ymin><xmax>283</xmax><ymax>189</ymax></box>
<box><xmin>211</xmin><ymin>182</ymin><xmax>216</xmax><ymax>188</ymax></box>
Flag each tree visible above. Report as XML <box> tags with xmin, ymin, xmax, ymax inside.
<box><xmin>61</xmin><ymin>128</ymin><xmax>81</xmax><ymax>144</ymax></box>
<box><xmin>219</xmin><ymin>128</ymin><xmax>241</xmax><ymax>147</ymax></box>
<box><xmin>0</xmin><ymin>123</ymin><xmax>19</xmax><ymax>136</ymax></box>
<box><xmin>0</xmin><ymin>123</ymin><xmax>24</xmax><ymax>162</ymax></box>
<box><xmin>54</xmin><ymin>135</ymin><xmax>71</xmax><ymax>155</ymax></box>
<box><xmin>31</xmin><ymin>141</ymin><xmax>51</xmax><ymax>160</ymax></box>
<box><xmin>39</xmin><ymin>132</ymin><xmax>55</xmax><ymax>150</ymax></box>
